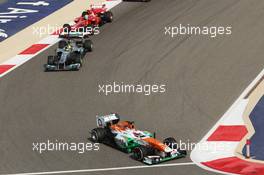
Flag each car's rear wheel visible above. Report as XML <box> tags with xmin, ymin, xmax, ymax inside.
<box><xmin>91</xmin><ymin>128</ymin><xmax>107</xmax><ymax>143</ymax></box>
<box><xmin>102</xmin><ymin>11</ymin><xmax>113</xmax><ymax>23</ymax></box>
<box><xmin>83</xmin><ymin>39</ymin><xmax>93</xmax><ymax>52</ymax></box>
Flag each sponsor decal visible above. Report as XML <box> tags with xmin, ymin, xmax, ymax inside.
<box><xmin>0</xmin><ymin>0</ymin><xmax>73</xmax><ymax>42</ymax></box>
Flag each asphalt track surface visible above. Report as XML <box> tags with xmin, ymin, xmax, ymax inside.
<box><xmin>1</xmin><ymin>0</ymin><xmax>264</xmax><ymax>174</ymax></box>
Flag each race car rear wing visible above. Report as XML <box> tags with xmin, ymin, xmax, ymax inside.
<box><xmin>90</xmin><ymin>4</ymin><xmax>106</xmax><ymax>9</ymax></box>
<box><xmin>96</xmin><ymin>113</ymin><xmax>120</xmax><ymax>128</ymax></box>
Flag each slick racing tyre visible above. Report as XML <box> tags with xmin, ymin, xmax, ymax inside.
<box><xmin>47</xmin><ymin>56</ymin><xmax>55</xmax><ymax>65</ymax></box>
<box><xmin>102</xmin><ymin>11</ymin><xmax>113</xmax><ymax>23</ymax></box>
<box><xmin>163</xmin><ymin>137</ymin><xmax>178</xmax><ymax>149</ymax></box>
<box><xmin>91</xmin><ymin>128</ymin><xmax>107</xmax><ymax>143</ymax></box>
<box><xmin>132</xmin><ymin>146</ymin><xmax>152</xmax><ymax>161</ymax></box>
<box><xmin>83</xmin><ymin>39</ymin><xmax>93</xmax><ymax>52</ymax></box>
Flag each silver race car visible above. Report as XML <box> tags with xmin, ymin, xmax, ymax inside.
<box><xmin>44</xmin><ymin>33</ymin><xmax>93</xmax><ymax>71</ymax></box>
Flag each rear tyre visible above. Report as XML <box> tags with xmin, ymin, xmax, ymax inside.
<box><xmin>91</xmin><ymin>128</ymin><xmax>107</xmax><ymax>143</ymax></box>
<box><xmin>103</xmin><ymin>11</ymin><xmax>113</xmax><ymax>23</ymax></box>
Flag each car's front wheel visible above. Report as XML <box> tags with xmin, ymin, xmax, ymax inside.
<box><xmin>163</xmin><ymin>137</ymin><xmax>178</xmax><ymax>149</ymax></box>
<box><xmin>47</xmin><ymin>56</ymin><xmax>54</xmax><ymax>65</ymax></box>
<box><xmin>132</xmin><ymin>146</ymin><xmax>152</xmax><ymax>161</ymax></box>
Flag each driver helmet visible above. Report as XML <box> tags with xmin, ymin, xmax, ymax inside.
<box><xmin>64</xmin><ymin>44</ymin><xmax>72</xmax><ymax>51</ymax></box>
<box><xmin>133</xmin><ymin>131</ymin><xmax>142</xmax><ymax>138</ymax></box>
<box><xmin>84</xmin><ymin>14</ymin><xmax>89</xmax><ymax>20</ymax></box>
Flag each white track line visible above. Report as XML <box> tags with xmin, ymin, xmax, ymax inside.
<box><xmin>3</xmin><ymin>162</ymin><xmax>195</xmax><ymax>175</ymax></box>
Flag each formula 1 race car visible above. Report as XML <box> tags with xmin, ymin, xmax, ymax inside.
<box><xmin>80</xmin><ymin>4</ymin><xmax>113</xmax><ymax>25</ymax></box>
<box><xmin>90</xmin><ymin>114</ymin><xmax>187</xmax><ymax>165</ymax></box>
<box><xmin>63</xmin><ymin>4</ymin><xmax>113</xmax><ymax>34</ymax></box>
<box><xmin>44</xmin><ymin>33</ymin><xmax>93</xmax><ymax>71</ymax></box>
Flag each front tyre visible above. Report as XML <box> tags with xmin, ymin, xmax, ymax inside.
<box><xmin>163</xmin><ymin>137</ymin><xmax>178</xmax><ymax>149</ymax></box>
<box><xmin>132</xmin><ymin>146</ymin><xmax>151</xmax><ymax>161</ymax></box>
<box><xmin>47</xmin><ymin>56</ymin><xmax>54</xmax><ymax>65</ymax></box>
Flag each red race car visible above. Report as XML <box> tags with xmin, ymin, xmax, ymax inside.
<box><xmin>63</xmin><ymin>4</ymin><xmax>113</xmax><ymax>35</ymax></box>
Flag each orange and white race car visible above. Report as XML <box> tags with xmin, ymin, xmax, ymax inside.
<box><xmin>90</xmin><ymin>113</ymin><xmax>187</xmax><ymax>165</ymax></box>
